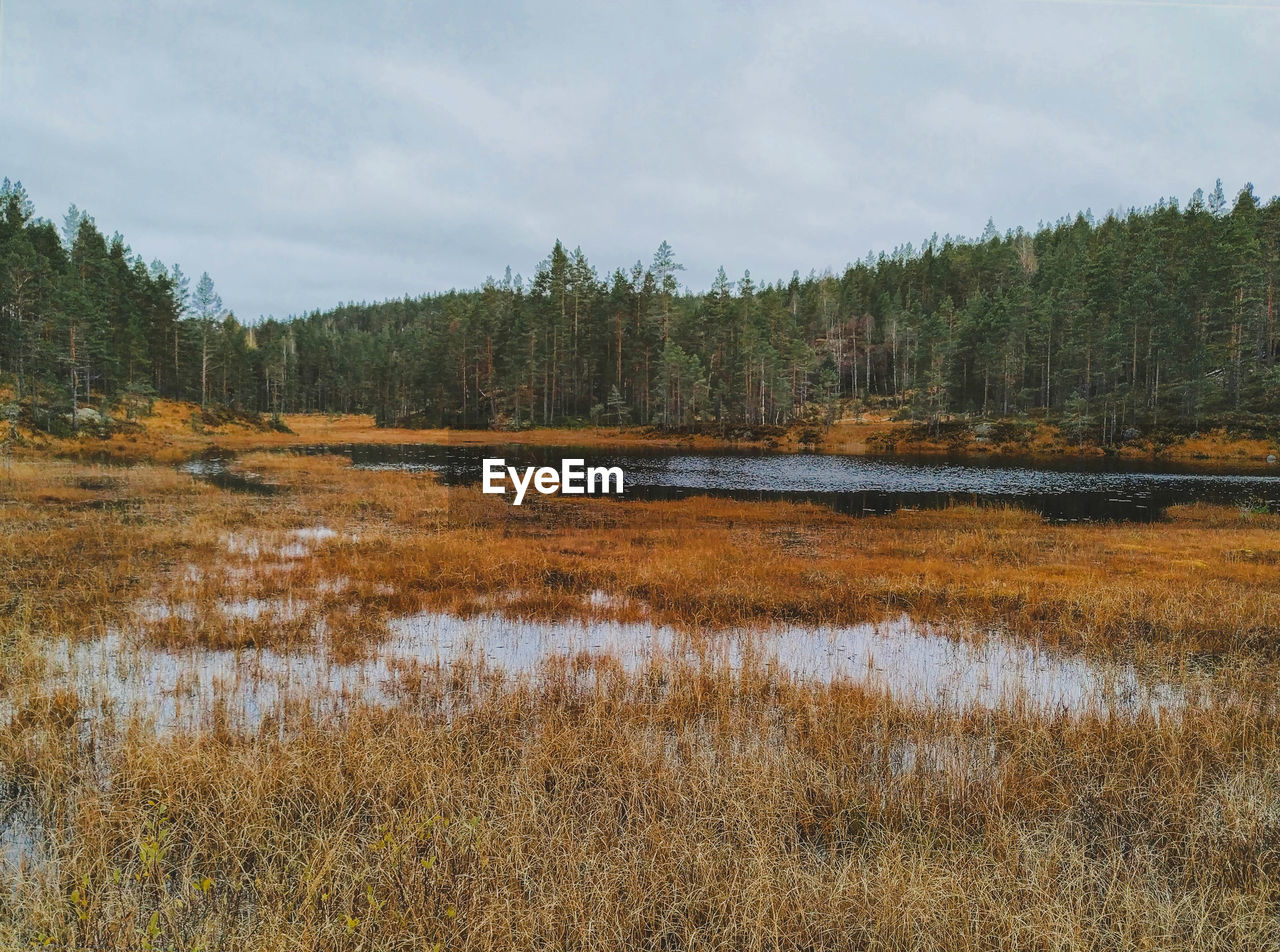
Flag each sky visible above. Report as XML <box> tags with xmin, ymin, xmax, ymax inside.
<box><xmin>3</xmin><ymin>0</ymin><xmax>1279</xmax><ymax>320</ymax></box>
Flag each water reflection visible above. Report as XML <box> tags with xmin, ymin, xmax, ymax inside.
<box><xmin>290</xmin><ymin>443</ymin><xmax>1280</xmax><ymax>521</ymax></box>
<box><xmin>33</xmin><ymin>612</ymin><xmax>1177</xmax><ymax>735</ymax></box>
<box><xmin>179</xmin><ymin>457</ymin><xmax>281</xmax><ymax>494</ymax></box>
<box><xmin>0</xmin><ymin>803</ymin><xmax>48</xmax><ymax>879</ymax></box>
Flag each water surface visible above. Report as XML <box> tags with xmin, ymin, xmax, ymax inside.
<box><xmin>38</xmin><ymin>611</ymin><xmax>1177</xmax><ymax>735</ymax></box>
<box><xmin>292</xmin><ymin>443</ymin><xmax>1280</xmax><ymax>521</ymax></box>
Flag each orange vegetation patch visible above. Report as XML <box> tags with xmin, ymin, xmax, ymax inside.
<box><xmin>5</xmin><ymin>440</ymin><xmax>1280</xmax><ymax>950</ymax></box>
<box><xmin>12</xmin><ymin>398</ymin><xmax>1279</xmax><ymax>467</ymax></box>
<box><xmin>5</xmin><ymin>449</ymin><xmax>1280</xmax><ymax>659</ymax></box>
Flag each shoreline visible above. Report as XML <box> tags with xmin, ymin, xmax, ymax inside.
<box><xmin>12</xmin><ymin>400</ymin><xmax>1278</xmax><ymax>470</ymax></box>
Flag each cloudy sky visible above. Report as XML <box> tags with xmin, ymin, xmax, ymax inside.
<box><xmin>3</xmin><ymin>0</ymin><xmax>1278</xmax><ymax>319</ymax></box>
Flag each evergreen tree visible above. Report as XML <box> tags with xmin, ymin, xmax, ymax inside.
<box><xmin>192</xmin><ymin>272</ymin><xmax>223</xmax><ymax>407</ymax></box>
<box><xmin>3</xmin><ymin>178</ymin><xmax>1280</xmax><ymax>436</ymax></box>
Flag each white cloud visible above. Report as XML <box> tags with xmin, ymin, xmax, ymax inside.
<box><xmin>2</xmin><ymin>0</ymin><xmax>1276</xmax><ymax>318</ymax></box>
<box><xmin>368</xmin><ymin>59</ymin><xmax>610</xmax><ymax>161</ymax></box>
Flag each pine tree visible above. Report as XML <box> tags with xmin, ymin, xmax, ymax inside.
<box><xmin>192</xmin><ymin>272</ymin><xmax>223</xmax><ymax>408</ymax></box>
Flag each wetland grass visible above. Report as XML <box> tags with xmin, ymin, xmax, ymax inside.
<box><xmin>3</xmin><ymin>430</ymin><xmax>1280</xmax><ymax>949</ymax></box>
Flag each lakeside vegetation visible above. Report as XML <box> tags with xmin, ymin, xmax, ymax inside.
<box><xmin>8</xmin><ymin>397</ymin><xmax>1277</xmax><ymax>470</ymax></box>
<box><xmin>3</xmin><ymin>428</ymin><xmax>1280</xmax><ymax>948</ymax></box>
<box><xmin>3</xmin><ymin>177</ymin><xmax>1280</xmax><ymax>438</ymax></box>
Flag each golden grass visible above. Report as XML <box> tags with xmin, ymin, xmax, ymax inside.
<box><xmin>16</xmin><ymin>398</ymin><xmax>1277</xmax><ymax>464</ymax></box>
<box><xmin>821</xmin><ymin>415</ymin><xmax>1279</xmax><ymax>464</ymax></box>
<box><xmin>3</xmin><ymin>429</ymin><xmax>1280</xmax><ymax>949</ymax></box>
<box><xmin>3</xmin><ymin>667</ymin><xmax>1279</xmax><ymax>950</ymax></box>
<box><xmin>13</xmin><ymin>399</ymin><xmax>741</xmax><ymax>465</ymax></box>
<box><xmin>5</xmin><ymin>448</ymin><xmax>1280</xmax><ymax>656</ymax></box>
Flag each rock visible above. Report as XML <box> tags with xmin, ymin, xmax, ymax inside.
<box><xmin>1122</xmin><ymin>427</ymin><xmax>1141</xmax><ymax>442</ymax></box>
<box><xmin>1268</xmin><ymin>454</ymin><xmax>1277</xmax><ymax>464</ymax></box>
<box><xmin>973</xmin><ymin>422</ymin><xmax>995</xmax><ymax>438</ymax></box>
<box><xmin>65</xmin><ymin>407</ymin><xmax>105</xmax><ymax>426</ymax></box>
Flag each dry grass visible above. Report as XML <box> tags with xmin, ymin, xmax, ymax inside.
<box><xmin>12</xmin><ymin>400</ymin><xmax>739</xmax><ymax>465</ymax></box>
<box><xmin>3</xmin><ymin>422</ymin><xmax>1280</xmax><ymax>949</ymax></box>
<box><xmin>16</xmin><ymin>398</ymin><xmax>1277</xmax><ymax>464</ymax></box>
<box><xmin>3</xmin><ymin>667</ymin><xmax>1279</xmax><ymax>950</ymax></box>
<box><xmin>821</xmin><ymin>415</ymin><xmax>1279</xmax><ymax>465</ymax></box>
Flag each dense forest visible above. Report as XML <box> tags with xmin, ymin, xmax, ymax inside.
<box><xmin>2</xmin><ymin>176</ymin><xmax>1278</xmax><ymax>435</ymax></box>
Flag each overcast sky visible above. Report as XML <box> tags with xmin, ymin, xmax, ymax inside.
<box><xmin>3</xmin><ymin>0</ymin><xmax>1278</xmax><ymax>319</ymax></box>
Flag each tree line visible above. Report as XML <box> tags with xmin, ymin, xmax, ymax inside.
<box><xmin>2</xmin><ymin>176</ymin><xmax>1278</xmax><ymax>435</ymax></box>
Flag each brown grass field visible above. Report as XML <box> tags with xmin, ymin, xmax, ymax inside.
<box><xmin>2</xmin><ymin>404</ymin><xmax>1280</xmax><ymax>950</ymax></box>
<box><xmin>12</xmin><ymin>396</ymin><xmax>1277</xmax><ymax>466</ymax></box>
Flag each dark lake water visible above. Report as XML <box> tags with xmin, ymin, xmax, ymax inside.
<box><xmin>278</xmin><ymin>443</ymin><xmax>1280</xmax><ymax>522</ymax></box>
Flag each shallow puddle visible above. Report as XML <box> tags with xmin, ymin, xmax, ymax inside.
<box><xmin>0</xmin><ymin>803</ymin><xmax>49</xmax><ymax>880</ymax></box>
<box><xmin>178</xmin><ymin>458</ymin><xmax>280</xmax><ymax>494</ymax></box>
<box><xmin>0</xmin><ymin>612</ymin><xmax>1183</xmax><ymax>878</ymax></box>
<box><xmin>390</xmin><ymin>612</ymin><xmax>1178</xmax><ymax>713</ymax></box>
<box><xmin>138</xmin><ymin>596</ymin><xmax>311</xmax><ymax>623</ymax></box>
<box><xmin>23</xmin><ymin>612</ymin><xmax>1180</xmax><ymax>736</ymax></box>
<box><xmin>223</xmin><ymin>525</ymin><xmax>347</xmax><ymax>562</ymax></box>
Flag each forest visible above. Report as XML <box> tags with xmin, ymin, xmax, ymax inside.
<box><xmin>1</xmin><ymin>176</ymin><xmax>1278</xmax><ymax>435</ymax></box>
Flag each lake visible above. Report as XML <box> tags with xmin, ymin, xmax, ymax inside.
<box><xmin>280</xmin><ymin>443</ymin><xmax>1280</xmax><ymax>522</ymax></box>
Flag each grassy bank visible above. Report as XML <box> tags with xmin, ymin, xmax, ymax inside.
<box><xmin>9</xmin><ymin>398</ymin><xmax>1278</xmax><ymax>467</ymax></box>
